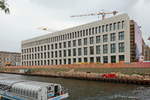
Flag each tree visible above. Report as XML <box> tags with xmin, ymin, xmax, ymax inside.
<box><xmin>0</xmin><ymin>0</ymin><xmax>9</xmax><ymax>14</ymax></box>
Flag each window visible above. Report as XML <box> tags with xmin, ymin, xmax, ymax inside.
<box><xmin>63</xmin><ymin>42</ymin><xmax>66</xmax><ymax>48</ymax></box>
<box><xmin>109</xmin><ymin>24</ymin><xmax>112</xmax><ymax>31</ymax></box>
<box><xmin>106</xmin><ymin>24</ymin><xmax>108</xmax><ymax>32</ymax></box>
<box><xmin>63</xmin><ymin>50</ymin><xmax>66</xmax><ymax>57</ymax></box>
<box><xmin>44</xmin><ymin>45</ymin><xmax>46</xmax><ymax>51</ymax></box>
<box><xmin>73</xmin><ymin>40</ymin><xmax>76</xmax><ymax>47</ymax></box>
<box><xmin>96</xmin><ymin>57</ymin><xmax>101</xmax><ymax>62</ymax></box>
<box><xmin>118</xmin><ymin>22</ymin><xmax>121</xmax><ymax>30</ymax></box>
<box><xmin>103</xmin><ymin>34</ymin><xmax>108</xmax><ymax>42</ymax></box>
<box><xmin>64</xmin><ymin>59</ymin><xmax>66</xmax><ymax>64</ymax></box>
<box><xmin>96</xmin><ymin>36</ymin><xmax>101</xmax><ymax>43</ymax></box>
<box><xmin>86</xmin><ymin>29</ymin><xmax>88</xmax><ymax>35</ymax></box>
<box><xmin>41</xmin><ymin>46</ymin><xmax>43</xmax><ymax>51</ymax></box>
<box><xmin>90</xmin><ymin>57</ymin><xmax>94</xmax><ymax>63</ymax></box>
<box><xmin>51</xmin><ymin>44</ymin><xmax>54</xmax><ymax>50</ymax></box>
<box><xmin>59</xmin><ymin>43</ymin><xmax>62</xmax><ymax>49</ymax></box>
<box><xmin>98</xmin><ymin>26</ymin><xmax>101</xmax><ymax>33</ymax></box>
<box><xmin>78</xmin><ymin>58</ymin><xmax>82</xmax><ymax>62</ymax></box>
<box><xmin>92</xmin><ymin>27</ymin><xmax>94</xmax><ymax>34</ymax></box>
<box><xmin>83</xmin><ymin>30</ymin><xmax>85</xmax><ymax>36</ymax></box>
<box><xmin>84</xmin><ymin>38</ymin><xmax>88</xmax><ymax>45</ymax></box>
<box><xmin>119</xmin><ymin>31</ymin><xmax>124</xmax><ymax>40</ymax></box>
<box><xmin>78</xmin><ymin>39</ymin><xmax>82</xmax><ymax>46</ymax></box>
<box><xmin>59</xmin><ymin>51</ymin><xmax>62</xmax><ymax>57</ymax></box>
<box><xmin>73</xmin><ymin>48</ymin><xmax>76</xmax><ymax>56</ymax></box>
<box><xmin>95</xmin><ymin>27</ymin><xmax>98</xmax><ymax>34</ymax></box>
<box><xmin>47</xmin><ymin>45</ymin><xmax>50</xmax><ymax>50</ymax></box>
<box><xmin>84</xmin><ymin>47</ymin><xmax>88</xmax><ymax>55</ymax></box>
<box><xmin>111</xmin><ymin>56</ymin><xmax>116</xmax><ymax>63</ymax></box>
<box><xmin>111</xmin><ymin>43</ymin><xmax>116</xmax><ymax>53</ymax></box>
<box><xmin>55</xmin><ymin>43</ymin><xmax>57</xmax><ymax>49</ymax></box>
<box><xmin>90</xmin><ymin>46</ymin><xmax>94</xmax><ymax>55</ymax></box>
<box><xmin>103</xmin><ymin>56</ymin><xmax>108</xmax><ymax>63</ymax></box>
<box><xmin>44</xmin><ymin>52</ymin><xmax>46</xmax><ymax>58</ymax></box>
<box><xmin>90</xmin><ymin>37</ymin><xmax>94</xmax><ymax>44</ymax></box>
<box><xmin>110</xmin><ymin>33</ymin><xmax>116</xmax><ymax>41</ymax></box>
<box><xmin>89</xmin><ymin>28</ymin><xmax>91</xmax><ymax>35</ymax></box>
<box><xmin>73</xmin><ymin>58</ymin><xmax>76</xmax><ymax>63</ymax></box>
<box><xmin>68</xmin><ymin>49</ymin><xmax>71</xmax><ymax>56</ymax></box>
<box><xmin>119</xmin><ymin>55</ymin><xmax>125</xmax><ymax>61</ymax></box>
<box><xmin>55</xmin><ymin>51</ymin><xmax>57</xmax><ymax>57</ymax></box>
<box><xmin>68</xmin><ymin>59</ymin><xmax>71</xmax><ymax>64</ymax></box>
<box><xmin>84</xmin><ymin>58</ymin><xmax>88</xmax><ymax>62</ymax></box>
<box><xmin>78</xmin><ymin>48</ymin><xmax>82</xmax><ymax>56</ymax></box>
<box><xmin>119</xmin><ymin>42</ymin><xmax>125</xmax><ymax>52</ymax></box>
<box><xmin>113</xmin><ymin>23</ymin><xmax>116</xmax><ymax>30</ymax></box>
<box><xmin>102</xmin><ymin>25</ymin><xmax>105</xmax><ymax>32</ymax></box>
<box><xmin>68</xmin><ymin>41</ymin><xmax>71</xmax><ymax>47</ymax></box>
<box><xmin>96</xmin><ymin>45</ymin><xmax>101</xmax><ymax>54</ymax></box>
<box><xmin>103</xmin><ymin>44</ymin><xmax>108</xmax><ymax>54</ymax></box>
<box><xmin>51</xmin><ymin>52</ymin><xmax>53</xmax><ymax>58</ymax></box>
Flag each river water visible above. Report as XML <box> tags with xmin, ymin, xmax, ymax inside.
<box><xmin>0</xmin><ymin>73</ymin><xmax>150</xmax><ymax>100</ymax></box>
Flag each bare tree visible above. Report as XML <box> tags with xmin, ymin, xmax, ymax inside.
<box><xmin>0</xmin><ymin>0</ymin><xmax>9</xmax><ymax>14</ymax></box>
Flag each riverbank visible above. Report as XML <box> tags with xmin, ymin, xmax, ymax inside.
<box><xmin>1</xmin><ymin>63</ymin><xmax>150</xmax><ymax>85</ymax></box>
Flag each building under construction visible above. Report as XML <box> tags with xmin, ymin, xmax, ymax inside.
<box><xmin>21</xmin><ymin>13</ymin><xmax>144</xmax><ymax>66</ymax></box>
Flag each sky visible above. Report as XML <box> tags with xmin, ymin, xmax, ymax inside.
<box><xmin>0</xmin><ymin>0</ymin><xmax>150</xmax><ymax>52</ymax></box>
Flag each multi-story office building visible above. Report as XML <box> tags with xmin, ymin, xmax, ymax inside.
<box><xmin>21</xmin><ymin>14</ymin><xmax>143</xmax><ymax>66</ymax></box>
<box><xmin>144</xmin><ymin>45</ymin><xmax>150</xmax><ymax>61</ymax></box>
<box><xmin>0</xmin><ymin>51</ymin><xmax>21</xmax><ymax>66</ymax></box>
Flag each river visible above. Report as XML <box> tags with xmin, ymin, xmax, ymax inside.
<box><xmin>0</xmin><ymin>73</ymin><xmax>150</xmax><ymax>100</ymax></box>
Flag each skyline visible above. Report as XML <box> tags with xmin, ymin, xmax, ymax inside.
<box><xmin>0</xmin><ymin>0</ymin><xmax>150</xmax><ymax>52</ymax></box>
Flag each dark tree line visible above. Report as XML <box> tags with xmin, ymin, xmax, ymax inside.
<box><xmin>0</xmin><ymin>0</ymin><xmax>9</xmax><ymax>13</ymax></box>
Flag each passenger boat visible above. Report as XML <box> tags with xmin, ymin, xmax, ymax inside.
<box><xmin>0</xmin><ymin>79</ymin><xmax>69</xmax><ymax>100</ymax></box>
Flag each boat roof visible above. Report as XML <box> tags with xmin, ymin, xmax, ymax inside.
<box><xmin>0</xmin><ymin>79</ymin><xmax>27</xmax><ymax>86</ymax></box>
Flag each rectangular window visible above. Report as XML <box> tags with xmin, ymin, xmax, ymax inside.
<box><xmin>59</xmin><ymin>51</ymin><xmax>62</xmax><ymax>57</ymax></box>
<box><xmin>73</xmin><ymin>58</ymin><xmax>76</xmax><ymax>63</ymax></box>
<box><xmin>86</xmin><ymin>29</ymin><xmax>88</xmax><ymax>36</ymax></box>
<box><xmin>122</xmin><ymin>21</ymin><xmax>125</xmax><ymax>29</ymax></box>
<box><xmin>96</xmin><ymin>36</ymin><xmax>101</xmax><ymax>43</ymax></box>
<box><xmin>106</xmin><ymin>24</ymin><xmax>108</xmax><ymax>32</ymax></box>
<box><xmin>98</xmin><ymin>26</ymin><xmax>101</xmax><ymax>33</ymax></box>
<box><xmin>83</xmin><ymin>38</ymin><xmax>88</xmax><ymax>45</ymax></box>
<box><xmin>78</xmin><ymin>48</ymin><xmax>82</xmax><ymax>56</ymax></box>
<box><xmin>119</xmin><ymin>31</ymin><xmax>124</xmax><ymax>40</ymax></box>
<box><xmin>84</xmin><ymin>47</ymin><xmax>88</xmax><ymax>55</ymax></box>
<box><xmin>96</xmin><ymin>45</ymin><xmax>101</xmax><ymax>54</ymax></box>
<box><xmin>83</xmin><ymin>30</ymin><xmax>85</xmax><ymax>36</ymax></box>
<box><xmin>103</xmin><ymin>44</ymin><xmax>108</xmax><ymax>54</ymax></box>
<box><xmin>84</xmin><ymin>58</ymin><xmax>88</xmax><ymax>62</ymax></box>
<box><xmin>68</xmin><ymin>49</ymin><xmax>71</xmax><ymax>56</ymax></box>
<box><xmin>59</xmin><ymin>43</ymin><xmax>62</xmax><ymax>49</ymax></box>
<box><xmin>78</xmin><ymin>58</ymin><xmax>82</xmax><ymax>62</ymax></box>
<box><xmin>63</xmin><ymin>42</ymin><xmax>66</xmax><ymax>48</ymax></box>
<box><xmin>118</xmin><ymin>22</ymin><xmax>121</xmax><ymax>30</ymax></box>
<box><xmin>102</xmin><ymin>25</ymin><xmax>105</xmax><ymax>32</ymax></box>
<box><xmin>103</xmin><ymin>56</ymin><xmax>108</xmax><ymax>63</ymax></box>
<box><xmin>73</xmin><ymin>48</ymin><xmax>76</xmax><ymax>56</ymax></box>
<box><xmin>95</xmin><ymin>27</ymin><xmax>98</xmax><ymax>34</ymax></box>
<box><xmin>63</xmin><ymin>50</ymin><xmax>66</xmax><ymax>57</ymax></box>
<box><xmin>92</xmin><ymin>27</ymin><xmax>94</xmax><ymax>34</ymax></box>
<box><xmin>109</xmin><ymin>24</ymin><xmax>112</xmax><ymax>31</ymax></box>
<box><xmin>55</xmin><ymin>43</ymin><xmax>57</xmax><ymax>49</ymax></box>
<box><xmin>73</xmin><ymin>40</ymin><xmax>76</xmax><ymax>47</ymax></box>
<box><xmin>78</xmin><ymin>39</ymin><xmax>82</xmax><ymax>46</ymax></box>
<box><xmin>119</xmin><ymin>55</ymin><xmax>125</xmax><ymax>61</ymax></box>
<box><xmin>90</xmin><ymin>46</ymin><xmax>94</xmax><ymax>55</ymax></box>
<box><xmin>119</xmin><ymin>42</ymin><xmax>125</xmax><ymax>52</ymax></box>
<box><xmin>103</xmin><ymin>34</ymin><xmax>108</xmax><ymax>42</ymax></box>
<box><xmin>96</xmin><ymin>57</ymin><xmax>101</xmax><ymax>62</ymax></box>
<box><xmin>111</xmin><ymin>56</ymin><xmax>116</xmax><ymax>63</ymax></box>
<box><xmin>90</xmin><ymin>37</ymin><xmax>94</xmax><ymax>44</ymax></box>
<box><xmin>89</xmin><ymin>28</ymin><xmax>91</xmax><ymax>35</ymax></box>
<box><xmin>113</xmin><ymin>23</ymin><xmax>116</xmax><ymax>30</ymax></box>
<box><xmin>110</xmin><ymin>33</ymin><xmax>116</xmax><ymax>41</ymax></box>
<box><xmin>68</xmin><ymin>41</ymin><xmax>71</xmax><ymax>47</ymax></box>
<box><xmin>111</xmin><ymin>43</ymin><xmax>116</xmax><ymax>53</ymax></box>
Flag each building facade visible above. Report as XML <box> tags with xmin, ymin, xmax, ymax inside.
<box><xmin>144</xmin><ymin>45</ymin><xmax>150</xmax><ymax>61</ymax></box>
<box><xmin>21</xmin><ymin>14</ymin><xmax>143</xmax><ymax>66</ymax></box>
<box><xmin>0</xmin><ymin>51</ymin><xmax>21</xmax><ymax>66</ymax></box>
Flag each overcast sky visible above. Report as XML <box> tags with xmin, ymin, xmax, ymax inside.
<box><xmin>0</xmin><ymin>0</ymin><xmax>150</xmax><ymax>52</ymax></box>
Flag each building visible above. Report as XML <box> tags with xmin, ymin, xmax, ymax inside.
<box><xmin>21</xmin><ymin>14</ymin><xmax>144</xmax><ymax>66</ymax></box>
<box><xmin>144</xmin><ymin>45</ymin><xmax>150</xmax><ymax>61</ymax></box>
<box><xmin>0</xmin><ymin>51</ymin><xmax>21</xmax><ymax>66</ymax></box>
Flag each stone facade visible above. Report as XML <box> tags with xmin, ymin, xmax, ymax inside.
<box><xmin>21</xmin><ymin>14</ymin><xmax>143</xmax><ymax>66</ymax></box>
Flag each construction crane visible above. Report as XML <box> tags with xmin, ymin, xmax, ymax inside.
<box><xmin>71</xmin><ymin>10</ymin><xmax>118</xmax><ymax>20</ymax></box>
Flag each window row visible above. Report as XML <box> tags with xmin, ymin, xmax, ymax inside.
<box><xmin>22</xmin><ymin>55</ymin><xmax>125</xmax><ymax>66</ymax></box>
<box><xmin>22</xmin><ymin>42</ymin><xmax>125</xmax><ymax>60</ymax></box>
<box><xmin>22</xmin><ymin>31</ymin><xmax>124</xmax><ymax>53</ymax></box>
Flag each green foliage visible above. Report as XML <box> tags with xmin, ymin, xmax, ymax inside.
<box><xmin>0</xmin><ymin>0</ymin><xmax>9</xmax><ymax>14</ymax></box>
